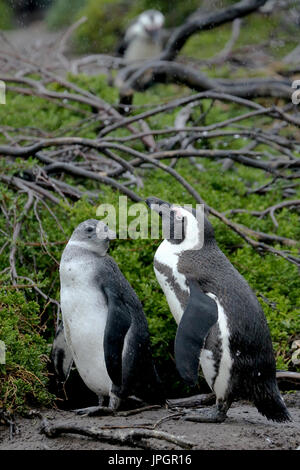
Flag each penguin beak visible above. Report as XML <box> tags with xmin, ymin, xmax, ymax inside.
<box><xmin>96</xmin><ymin>222</ymin><xmax>116</xmax><ymax>242</ymax></box>
<box><xmin>107</xmin><ymin>228</ymin><xmax>117</xmax><ymax>240</ymax></box>
<box><xmin>146</xmin><ymin>27</ymin><xmax>160</xmax><ymax>42</ymax></box>
<box><xmin>145</xmin><ymin>197</ymin><xmax>171</xmax><ymax>217</ymax></box>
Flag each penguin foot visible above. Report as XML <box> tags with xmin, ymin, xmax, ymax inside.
<box><xmin>74</xmin><ymin>406</ymin><xmax>115</xmax><ymax>417</ymax></box>
<box><xmin>182</xmin><ymin>406</ymin><xmax>227</xmax><ymax>423</ymax></box>
<box><xmin>108</xmin><ymin>393</ymin><xmax>121</xmax><ymax>411</ymax></box>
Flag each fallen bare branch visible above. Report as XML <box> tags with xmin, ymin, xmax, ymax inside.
<box><xmin>276</xmin><ymin>371</ymin><xmax>300</xmax><ymax>383</ymax></box>
<box><xmin>56</xmin><ymin>16</ymin><xmax>88</xmax><ymax>69</ymax></box>
<box><xmin>117</xmin><ymin>60</ymin><xmax>291</xmax><ymax>100</ymax></box>
<box><xmin>40</xmin><ymin>418</ymin><xmax>194</xmax><ymax>449</ymax></box>
<box><xmin>210</xmin><ymin>18</ymin><xmax>242</xmax><ymax>64</ymax></box>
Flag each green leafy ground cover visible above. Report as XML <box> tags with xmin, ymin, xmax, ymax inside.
<box><xmin>0</xmin><ymin>0</ymin><xmax>13</xmax><ymax>30</ymax></box>
<box><xmin>0</xmin><ymin>68</ymin><xmax>299</xmax><ymax>412</ymax></box>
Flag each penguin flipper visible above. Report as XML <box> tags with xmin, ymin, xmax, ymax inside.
<box><xmin>175</xmin><ymin>279</ymin><xmax>218</xmax><ymax>386</ymax></box>
<box><xmin>103</xmin><ymin>285</ymin><xmax>132</xmax><ymax>388</ymax></box>
<box><xmin>115</xmin><ymin>37</ymin><xmax>130</xmax><ymax>57</ymax></box>
<box><xmin>51</xmin><ymin>321</ymin><xmax>73</xmax><ymax>383</ymax></box>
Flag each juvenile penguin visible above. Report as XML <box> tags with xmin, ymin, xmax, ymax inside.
<box><xmin>145</xmin><ymin>197</ymin><xmax>291</xmax><ymax>423</ymax></box>
<box><xmin>117</xmin><ymin>10</ymin><xmax>165</xmax><ymax>62</ymax></box>
<box><xmin>57</xmin><ymin>219</ymin><xmax>161</xmax><ymax>415</ymax></box>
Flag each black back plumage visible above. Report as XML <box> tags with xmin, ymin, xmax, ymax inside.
<box><xmin>51</xmin><ymin>321</ymin><xmax>73</xmax><ymax>384</ymax></box>
<box><xmin>93</xmin><ymin>254</ymin><xmax>163</xmax><ymax>403</ymax></box>
<box><xmin>176</xmin><ymin>218</ymin><xmax>290</xmax><ymax>422</ymax></box>
<box><xmin>146</xmin><ymin>198</ymin><xmax>290</xmax><ymax>422</ymax></box>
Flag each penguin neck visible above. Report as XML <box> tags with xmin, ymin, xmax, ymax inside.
<box><xmin>64</xmin><ymin>240</ymin><xmax>108</xmax><ymax>258</ymax></box>
<box><xmin>155</xmin><ymin>227</ymin><xmax>203</xmax><ymax>268</ymax></box>
<box><xmin>165</xmin><ymin>226</ymin><xmax>202</xmax><ymax>253</ymax></box>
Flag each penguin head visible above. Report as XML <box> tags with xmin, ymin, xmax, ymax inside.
<box><xmin>145</xmin><ymin>197</ymin><xmax>215</xmax><ymax>250</ymax></box>
<box><xmin>140</xmin><ymin>10</ymin><xmax>164</xmax><ymax>36</ymax></box>
<box><xmin>70</xmin><ymin>219</ymin><xmax>116</xmax><ymax>256</ymax></box>
<box><xmin>128</xmin><ymin>10</ymin><xmax>164</xmax><ymax>42</ymax></box>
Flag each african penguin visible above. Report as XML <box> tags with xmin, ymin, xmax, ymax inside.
<box><xmin>55</xmin><ymin>218</ymin><xmax>162</xmax><ymax>415</ymax></box>
<box><xmin>117</xmin><ymin>10</ymin><xmax>165</xmax><ymax>62</ymax></box>
<box><xmin>145</xmin><ymin>197</ymin><xmax>291</xmax><ymax>423</ymax></box>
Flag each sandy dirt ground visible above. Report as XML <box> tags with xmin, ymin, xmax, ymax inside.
<box><xmin>0</xmin><ymin>393</ymin><xmax>299</xmax><ymax>451</ymax></box>
<box><xmin>2</xmin><ymin>21</ymin><xmax>60</xmax><ymax>49</ymax></box>
<box><xmin>1</xmin><ymin>21</ymin><xmax>82</xmax><ymax>75</ymax></box>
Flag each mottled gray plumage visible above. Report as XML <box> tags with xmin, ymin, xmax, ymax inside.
<box><xmin>54</xmin><ymin>219</ymin><xmax>162</xmax><ymax>415</ymax></box>
<box><xmin>154</xmin><ymin>259</ymin><xmax>189</xmax><ymax>311</ymax></box>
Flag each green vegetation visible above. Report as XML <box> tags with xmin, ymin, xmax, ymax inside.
<box><xmin>181</xmin><ymin>12</ymin><xmax>299</xmax><ymax>64</ymax></box>
<box><xmin>45</xmin><ymin>0</ymin><xmax>299</xmax><ymax>60</ymax></box>
<box><xmin>46</xmin><ymin>0</ymin><xmax>217</xmax><ymax>54</ymax></box>
<box><xmin>46</xmin><ymin>0</ymin><xmax>87</xmax><ymax>30</ymax></box>
<box><xmin>74</xmin><ymin>0</ymin><xmax>133</xmax><ymax>54</ymax></box>
<box><xmin>0</xmin><ymin>71</ymin><xmax>299</xmax><ymax>412</ymax></box>
<box><xmin>46</xmin><ymin>0</ymin><xmax>201</xmax><ymax>43</ymax></box>
<box><xmin>0</xmin><ymin>291</ymin><xmax>54</xmax><ymax>412</ymax></box>
<box><xmin>0</xmin><ymin>0</ymin><xmax>13</xmax><ymax>30</ymax></box>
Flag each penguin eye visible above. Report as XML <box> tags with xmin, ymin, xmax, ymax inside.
<box><xmin>86</xmin><ymin>226</ymin><xmax>94</xmax><ymax>233</ymax></box>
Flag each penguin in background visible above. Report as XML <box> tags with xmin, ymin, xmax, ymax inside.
<box><xmin>52</xmin><ymin>219</ymin><xmax>162</xmax><ymax>415</ymax></box>
<box><xmin>116</xmin><ymin>10</ymin><xmax>165</xmax><ymax>63</ymax></box>
<box><xmin>145</xmin><ymin>196</ymin><xmax>291</xmax><ymax>423</ymax></box>
<box><xmin>113</xmin><ymin>10</ymin><xmax>165</xmax><ymax>113</ymax></box>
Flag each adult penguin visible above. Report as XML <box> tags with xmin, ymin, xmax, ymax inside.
<box><xmin>117</xmin><ymin>10</ymin><xmax>165</xmax><ymax>62</ymax></box>
<box><xmin>145</xmin><ymin>197</ymin><xmax>291</xmax><ymax>423</ymax></box>
<box><xmin>55</xmin><ymin>219</ymin><xmax>162</xmax><ymax>415</ymax></box>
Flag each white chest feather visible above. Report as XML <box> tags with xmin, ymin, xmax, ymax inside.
<box><xmin>154</xmin><ymin>235</ymin><xmax>232</xmax><ymax>399</ymax></box>
<box><xmin>154</xmin><ymin>240</ymin><xmax>189</xmax><ymax>324</ymax></box>
<box><xmin>207</xmin><ymin>294</ymin><xmax>232</xmax><ymax>399</ymax></box>
<box><xmin>60</xmin><ymin>251</ymin><xmax>112</xmax><ymax>396</ymax></box>
<box><xmin>154</xmin><ymin>209</ymin><xmax>203</xmax><ymax>324</ymax></box>
<box><xmin>200</xmin><ymin>348</ymin><xmax>216</xmax><ymax>390</ymax></box>
<box><xmin>125</xmin><ymin>38</ymin><xmax>161</xmax><ymax>62</ymax></box>
<box><xmin>199</xmin><ymin>294</ymin><xmax>232</xmax><ymax>399</ymax></box>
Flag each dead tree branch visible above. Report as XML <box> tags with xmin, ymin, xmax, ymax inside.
<box><xmin>160</xmin><ymin>0</ymin><xmax>267</xmax><ymax>62</ymax></box>
<box><xmin>1</xmin><ymin>65</ymin><xmax>299</xmax><ymax>282</ymax></box>
<box><xmin>56</xmin><ymin>16</ymin><xmax>88</xmax><ymax>69</ymax></box>
<box><xmin>228</xmin><ymin>200</ymin><xmax>300</xmax><ymax>228</ymax></box>
<box><xmin>9</xmin><ymin>191</ymin><xmax>34</xmax><ymax>285</ymax></box>
<box><xmin>210</xmin><ymin>18</ymin><xmax>242</xmax><ymax>64</ymax></box>
<box><xmin>40</xmin><ymin>418</ymin><xmax>194</xmax><ymax>450</ymax></box>
<box><xmin>117</xmin><ymin>61</ymin><xmax>291</xmax><ymax>101</ymax></box>
<box><xmin>115</xmin><ymin>0</ymin><xmax>276</xmax><ymax>98</ymax></box>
